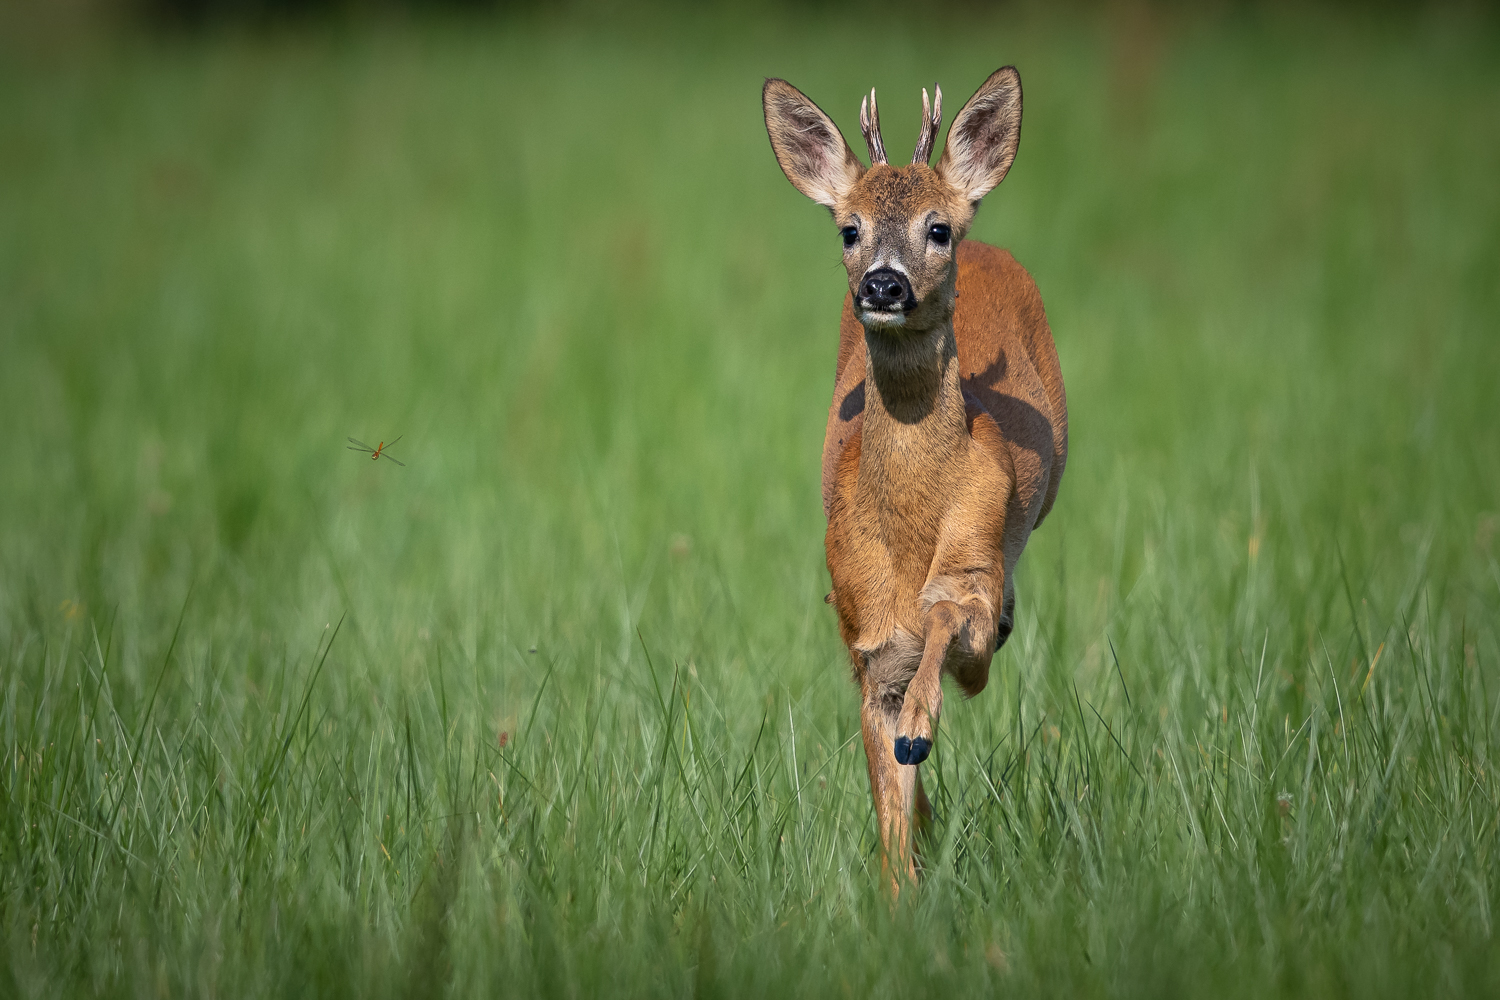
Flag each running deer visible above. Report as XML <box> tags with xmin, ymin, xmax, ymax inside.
<box><xmin>763</xmin><ymin>68</ymin><xmax>1067</xmax><ymax>891</ymax></box>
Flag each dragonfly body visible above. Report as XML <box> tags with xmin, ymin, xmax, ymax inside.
<box><xmin>347</xmin><ymin>436</ymin><xmax>405</xmax><ymax>467</ymax></box>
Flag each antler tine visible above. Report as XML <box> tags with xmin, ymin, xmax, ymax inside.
<box><xmin>860</xmin><ymin>87</ymin><xmax>887</xmax><ymax>165</ymax></box>
<box><xmin>913</xmin><ymin>83</ymin><xmax>943</xmax><ymax>165</ymax></box>
<box><xmin>913</xmin><ymin>87</ymin><xmax>931</xmax><ymax>164</ymax></box>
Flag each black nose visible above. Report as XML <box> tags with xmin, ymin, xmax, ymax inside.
<box><xmin>859</xmin><ymin>268</ymin><xmax>913</xmax><ymax>311</ymax></box>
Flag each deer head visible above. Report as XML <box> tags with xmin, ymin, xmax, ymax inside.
<box><xmin>763</xmin><ymin>68</ymin><xmax>1023</xmax><ymax>335</ymax></box>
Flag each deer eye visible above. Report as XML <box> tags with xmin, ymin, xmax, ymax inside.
<box><xmin>840</xmin><ymin>226</ymin><xmax>859</xmax><ymax>248</ymax></box>
<box><xmin>929</xmin><ymin>223</ymin><xmax>951</xmax><ymax>245</ymax></box>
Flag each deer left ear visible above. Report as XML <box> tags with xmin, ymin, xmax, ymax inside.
<box><xmin>935</xmin><ymin>66</ymin><xmax>1022</xmax><ymax>204</ymax></box>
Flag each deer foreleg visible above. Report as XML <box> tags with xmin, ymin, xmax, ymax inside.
<box><xmin>893</xmin><ymin>596</ymin><xmax>998</xmax><ymax>765</ymax></box>
<box><xmin>860</xmin><ymin>675</ymin><xmax>918</xmax><ymax>895</ymax></box>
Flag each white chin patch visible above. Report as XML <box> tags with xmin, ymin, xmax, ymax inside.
<box><xmin>861</xmin><ymin>310</ymin><xmax>907</xmax><ymax>328</ymax></box>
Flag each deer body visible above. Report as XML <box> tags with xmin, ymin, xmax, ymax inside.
<box><xmin>765</xmin><ymin>68</ymin><xmax>1067</xmax><ymax>891</ymax></box>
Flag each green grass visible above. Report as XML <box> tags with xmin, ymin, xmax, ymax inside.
<box><xmin>3</xmin><ymin>4</ymin><xmax>1500</xmax><ymax>996</ymax></box>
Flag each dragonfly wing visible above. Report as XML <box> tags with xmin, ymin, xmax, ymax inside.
<box><xmin>381</xmin><ymin>454</ymin><xmax>405</xmax><ymax>467</ymax></box>
<box><xmin>347</xmin><ymin>437</ymin><xmax>374</xmax><ymax>452</ymax></box>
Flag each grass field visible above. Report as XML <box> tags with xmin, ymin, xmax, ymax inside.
<box><xmin>3</xmin><ymin>3</ymin><xmax>1500</xmax><ymax>996</ymax></box>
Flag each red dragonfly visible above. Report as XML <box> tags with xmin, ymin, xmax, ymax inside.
<box><xmin>347</xmin><ymin>436</ymin><xmax>405</xmax><ymax>466</ymax></box>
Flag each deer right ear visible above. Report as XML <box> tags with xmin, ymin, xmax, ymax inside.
<box><xmin>763</xmin><ymin>79</ymin><xmax>865</xmax><ymax>209</ymax></box>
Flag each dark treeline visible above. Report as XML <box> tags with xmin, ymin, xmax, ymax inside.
<box><xmin>138</xmin><ymin>0</ymin><xmax>525</xmax><ymax>26</ymax></box>
<box><xmin>121</xmin><ymin>0</ymin><xmax>1474</xmax><ymax>32</ymax></box>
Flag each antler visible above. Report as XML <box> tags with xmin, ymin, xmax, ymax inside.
<box><xmin>859</xmin><ymin>88</ymin><xmax>887</xmax><ymax>165</ymax></box>
<box><xmin>912</xmin><ymin>84</ymin><xmax>943</xmax><ymax>165</ymax></box>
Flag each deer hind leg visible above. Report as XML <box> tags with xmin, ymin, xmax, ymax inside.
<box><xmin>859</xmin><ymin>673</ymin><xmax>917</xmax><ymax>895</ymax></box>
<box><xmin>894</xmin><ymin>596</ymin><xmax>999</xmax><ymax>765</ymax></box>
<box><xmin>910</xmin><ymin>770</ymin><xmax>934</xmax><ymax>870</ymax></box>
<box><xmin>914</xmin><ymin>770</ymin><xmax>933</xmax><ymax>830</ymax></box>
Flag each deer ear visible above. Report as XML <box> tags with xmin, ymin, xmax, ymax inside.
<box><xmin>763</xmin><ymin>79</ymin><xmax>864</xmax><ymax>209</ymax></box>
<box><xmin>935</xmin><ymin>67</ymin><xmax>1022</xmax><ymax>204</ymax></box>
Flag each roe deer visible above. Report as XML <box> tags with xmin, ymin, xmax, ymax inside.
<box><xmin>762</xmin><ymin>67</ymin><xmax>1067</xmax><ymax>892</ymax></box>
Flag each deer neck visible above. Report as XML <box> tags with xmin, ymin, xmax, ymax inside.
<box><xmin>858</xmin><ymin>318</ymin><xmax>968</xmax><ymax>507</ymax></box>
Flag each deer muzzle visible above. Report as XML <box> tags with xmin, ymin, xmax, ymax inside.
<box><xmin>857</xmin><ymin>267</ymin><xmax>915</xmax><ymax>314</ymax></box>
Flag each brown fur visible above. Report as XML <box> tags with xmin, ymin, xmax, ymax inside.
<box><xmin>764</xmin><ymin>69</ymin><xmax>1067</xmax><ymax>894</ymax></box>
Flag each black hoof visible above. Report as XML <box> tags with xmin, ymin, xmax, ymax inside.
<box><xmin>995</xmin><ymin>615</ymin><xmax>1014</xmax><ymax>651</ymax></box>
<box><xmin>893</xmin><ymin>736</ymin><xmax>932</xmax><ymax>765</ymax></box>
<box><xmin>907</xmin><ymin>736</ymin><xmax>932</xmax><ymax>764</ymax></box>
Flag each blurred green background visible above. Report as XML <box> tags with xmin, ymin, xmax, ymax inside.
<box><xmin>2</xmin><ymin>2</ymin><xmax>1499</xmax><ymax>996</ymax></box>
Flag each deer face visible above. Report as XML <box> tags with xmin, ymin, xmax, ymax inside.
<box><xmin>764</xmin><ymin>69</ymin><xmax>1024</xmax><ymax>334</ymax></box>
<box><xmin>836</xmin><ymin>164</ymin><xmax>970</xmax><ymax>330</ymax></box>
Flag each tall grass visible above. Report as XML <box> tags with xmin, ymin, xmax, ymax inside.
<box><xmin>2</xmin><ymin>4</ymin><xmax>1499</xmax><ymax>996</ymax></box>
